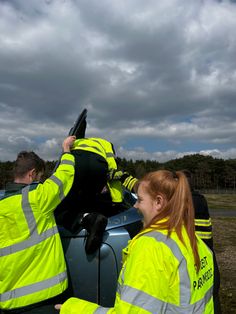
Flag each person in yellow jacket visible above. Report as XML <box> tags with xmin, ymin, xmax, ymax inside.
<box><xmin>55</xmin><ymin>137</ymin><xmax>129</xmax><ymax>255</ymax></box>
<box><xmin>55</xmin><ymin>170</ymin><xmax>214</xmax><ymax>313</ymax></box>
<box><xmin>0</xmin><ymin>135</ymin><xmax>76</xmax><ymax>313</ymax></box>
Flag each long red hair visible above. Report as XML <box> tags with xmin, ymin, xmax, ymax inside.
<box><xmin>136</xmin><ymin>170</ymin><xmax>200</xmax><ymax>272</ymax></box>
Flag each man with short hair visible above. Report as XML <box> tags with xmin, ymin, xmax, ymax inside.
<box><xmin>0</xmin><ymin>136</ymin><xmax>76</xmax><ymax>313</ymax></box>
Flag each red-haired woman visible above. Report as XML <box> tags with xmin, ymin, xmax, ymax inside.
<box><xmin>56</xmin><ymin>170</ymin><xmax>214</xmax><ymax>313</ymax></box>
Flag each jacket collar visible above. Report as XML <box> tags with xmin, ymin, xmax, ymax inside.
<box><xmin>5</xmin><ymin>182</ymin><xmax>28</xmax><ymax>195</ymax></box>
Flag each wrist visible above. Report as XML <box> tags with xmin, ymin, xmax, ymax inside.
<box><xmin>61</xmin><ymin>151</ymin><xmax>72</xmax><ymax>156</ymax></box>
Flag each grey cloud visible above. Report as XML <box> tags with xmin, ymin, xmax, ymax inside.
<box><xmin>0</xmin><ymin>0</ymin><xmax>236</xmax><ymax>161</ymax></box>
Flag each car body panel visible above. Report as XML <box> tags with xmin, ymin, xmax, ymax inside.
<box><xmin>60</xmin><ymin>206</ymin><xmax>142</xmax><ymax>307</ymax></box>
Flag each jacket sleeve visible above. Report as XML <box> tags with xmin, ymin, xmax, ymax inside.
<box><xmin>60</xmin><ymin>298</ymin><xmax>112</xmax><ymax>313</ymax></box>
<box><xmin>122</xmin><ymin>174</ymin><xmax>138</xmax><ymax>192</ymax></box>
<box><xmin>34</xmin><ymin>153</ymin><xmax>75</xmax><ymax>216</ymax></box>
<box><xmin>192</xmin><ymin>192</ymin><xmax>213</xmax><ymax>249</ymax></box>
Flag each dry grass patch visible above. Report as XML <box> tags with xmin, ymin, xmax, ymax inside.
<box><xmin>212</xmin><ymin>217</ymin><xmax>236</xmax><ymax>314</ymax></box>
<box><xmin>204</xmin><ymin>194</ymin><xmax>236</xmax><ymax>210</ymax></box>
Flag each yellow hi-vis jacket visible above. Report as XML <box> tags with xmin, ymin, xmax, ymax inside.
<box><xmin>72</xmin><ymin>138</ymin><xmax>123</xmax><ymax>203</ymax></box>
<box><xmin>60</xmin><ymin>223</ymin><xmax>214</xmax><ymax>313</ymax></box>
<box><xmin>0</xmin><ymin>153</ymin><xmax>75</xmax><ymax>310</ymax></box>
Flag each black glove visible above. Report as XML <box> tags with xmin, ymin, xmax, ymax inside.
<box><xmin>81</xmin><ymin>213</ymin><xmax>108</xmax><ymax>255</ymax></box>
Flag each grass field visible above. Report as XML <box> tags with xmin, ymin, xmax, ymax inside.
<box><xmin>204</xmin><ymin>193</ymin><xmax>236</xmax><ymax>210</ymax></box>
<box><xmin>204</xmin><ymin>194</ymin><xmax>236</xmax><ymax>314</ymax></box>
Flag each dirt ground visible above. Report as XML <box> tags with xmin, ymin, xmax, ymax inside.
<box><xmin>212</xmin><ymin>217</ymin><xmax>236</xmax><ymax>314</ymax></box>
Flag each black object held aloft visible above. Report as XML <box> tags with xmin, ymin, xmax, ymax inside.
<box><xmin>53</xmin><ymin>108</ymin><xmax>87</xmax><ymax>172</ymax></box>
<box><xmin>68</xmin><ymin>108</ymin><xmax>87</xmax><ymax>138</ymax></box>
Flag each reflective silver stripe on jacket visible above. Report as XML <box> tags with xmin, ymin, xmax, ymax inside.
<box><xmin>117</xmin><ymin>284</ymin><xmax>212</xmax><ymax>313</ymax></box>
<box><xmin>94</xmin><ymin>306</ymin><xmax>110</xmax><ymax>313</ymax></box>
<box><xmin>117</xmin><ymin>231</ymin><xmax>212</xmax><ymax>313</ymax></box>
<box><xmin>0</xmin><ymin>271</ymin><xmax>67</xmax><ymax>302</ymax></box>
<box><xmin>21</xmin><ymin>185</ymin><xmax>38</xmax><ymax>236</ymax></box>
<box><xmin>76</xmin><ymin>143</ymin><xmax>105</xmax><ymax>156</ymax></box>
<box><xmin>60</xmin><ymin>159</ymin><xmax>75</xmax><ymax>166</ymax></box>
<box><xmin>106</xmin><ymin>152</ymin><xmax>115</xmax><ymax>158</ymax></box>
<box><xmin>91</xmin><ymin>139</ymin><xmax>115</xmax><ymax>159</ymax></box>
<box><xmin>49</xmin><ymin>175</ymin><xmax>65</xmax><ymax>201</ymax></box>
<box><xmin>0</xmin><ymin>226</ymin><xmax>58</xmax><ymax>257</ymax></box>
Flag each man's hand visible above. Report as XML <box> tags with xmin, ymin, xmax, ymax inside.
<box><xmin>62</xmin><ymin>135</ymin><xmax>76</xmax><ymax>153</ymax></box>
<box><xmin>55</xmin><ymin>304</ymin><xmax>62</xmax><ymax>311</ymax></box>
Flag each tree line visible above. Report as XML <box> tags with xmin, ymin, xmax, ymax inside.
<box><xmin>117</xmin><ymin>154</ymin><xmax>236</xmax><ymax>191</ymax></box>
<box><xmin>1</xmin><ymin>154</ymin><xmax>236</xmax><ymax>191</ymax></box>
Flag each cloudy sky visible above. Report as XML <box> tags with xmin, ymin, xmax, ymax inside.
<box><xmin>0</xmin><ymin>0</ymin><xmax>236</xmax><ymax>162</ymax></box>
